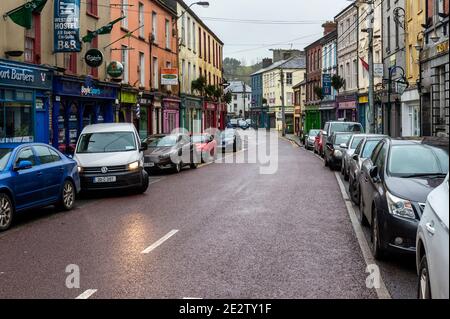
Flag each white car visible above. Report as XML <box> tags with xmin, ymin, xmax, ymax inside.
<box><xmin>74</xmin><ymin>123</ymin><xmax>149</xmax><ymax>193</ymax></box>
<box><xmin>416</xmin><ymin>174</ymin><xmax>449</xmax><ymax>299</ymax></box>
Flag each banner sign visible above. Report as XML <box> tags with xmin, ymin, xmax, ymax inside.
<box><xmin>54</xmin><ymin>0</ymin><xmax>81</xmax><ymax>52</ymax></box>
<box><xmin>161</xmin><ymin>68</ymin><xmax>178</xmax><ymax>85</ymax></box>
<box><xmin>322</xmin><ymin>74</ymin><xmax>332</xmax><ymax>95</ymax></box>
<box><xmin>85</xmin><ymin>49</ymin><xmax>104</xmax><ymax>68</ymax></box>
<box><xmin>0</xmin><ymin>60</ymin><xmax>52</xmax><ymax>90</ymax></box>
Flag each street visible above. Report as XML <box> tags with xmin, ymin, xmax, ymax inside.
<box><xmin>0</xmin><ymin>132</ymin><xmax>416</xmax><ymax>299</ymax></box>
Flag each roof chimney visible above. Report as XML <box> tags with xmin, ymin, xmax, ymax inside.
<box><xmin>322</xmin><ymin>21</ymin><xmax>337</xmax><ymax>35</ymax></box>
<box><xmin>262</xmin><ymin>58</ymin><xmax>273</xmax><ymax>68</ymax></box>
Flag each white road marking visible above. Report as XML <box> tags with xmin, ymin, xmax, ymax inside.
<box><xmin>75</xmin><ymin>289</ymin><xmax>97</xmax><ymax>299</ymax></box>
<box><xmin>334</xmin><ymin>172</ymin><xmax>391</xmax><ymax>300</ymax></box>
<box><xmin>141</xmin><ymin>229</ymin><xmax>179</xmax><ymax>254</ymax></box>
<box><xmin>183</xmin><ymin>297</ymin><xmax>203</xmax><ymax>299</ymax></box>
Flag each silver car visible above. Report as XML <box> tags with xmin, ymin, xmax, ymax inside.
<box><xmin>347</xmin><ymin>136</ymin><xmax>386</xmax><ymax>205</ymax></box>
<box><xmin>416</xmin><ymin>174</ymin><xmax>449</xmax><ymax>299</ymax></box>
<box><xmin>341</xmin><ymin>134</ymin><xmax>386</xmax><ymax>181</ymax></box>
<box><xmin>305</xmin><ymin>129</ymin><xmax>321</xmax><ymax>151</ymax></box>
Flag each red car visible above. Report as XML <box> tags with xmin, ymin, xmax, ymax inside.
<box><xmin>314</xmin><ymin>130</ymin><xmax>326</xmax><ymax>157</ymax></box>
<box><xmin>192</xmin><ymin>133</ymin><xmax>217</xmax><ymax>162</ymax></box>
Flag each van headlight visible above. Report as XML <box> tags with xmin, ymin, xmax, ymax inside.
<box><xmin>77</xmin><ymin>166</ymin><xmax>83</xmax><ymax>173</ymax></box>
<box><xmin>386</xmin><ymin>191</ymin><xmax>416</xmax><ymax>219</ymax></box>
<box><xmin>128</xmin><ymin>161</ymin><xmax>140</xmax><ymax>171</ymax></box>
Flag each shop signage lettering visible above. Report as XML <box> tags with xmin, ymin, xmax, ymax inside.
<box><xmin>161</xmin><ymin>68</ymin><xmax>179</xmax><ymax>85</ymax></box>
<box><xmin>54</xmin><ymin>0</ymin><xmax>81</xmax><ymax>52</ymax></box>
<box><xmin>81</xmin><ymin>85</ymin><xmax>101</xmax><ymax>96</ymax></box>
<box><xmin>322</xmin><ymin>74</ymin><xmax>332</xmax><ymax>95</ymax></box>
<box><xmin>0</xmin><ymin>61</ymin><xmax>52</xmax><ymax>90</ymax></box>
<box><xmin>436</xmin><ymin>41</ymin><xmax>449</xmax><ymax>54</ymax></box>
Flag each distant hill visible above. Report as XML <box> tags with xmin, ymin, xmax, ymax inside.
<box><xmin>223</xmin><ymin>57</ymin><xmax>262</xmax><ymax>86</ymax></box>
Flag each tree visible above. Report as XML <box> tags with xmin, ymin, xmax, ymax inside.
<box><xmin>204</xmin><ymin>85</ymin><xmax>217</xmax><ymax>99</ymax></box>
<box><xmin>191</xmin><ymin>76</ymin><xmax>207</xmax><ymax>96</ymax></box>
<box><xmin>223</xmin><ymin>91</ymin><xmax>232</xmax><ymax>104</ymax></box>
<box><xmin>313</xmin><ymin>86</ymin><xmax>325</xmax><ymax>101</ymax></box>
<box><xmin>331</xmin><ymin>74</ymin><xmax>345</xmax><ymax>92</ymax></box>
<box><xmin>262</xmin><ymin>98</ymin><xmax>268</xmax><ymax>105</ymax></box>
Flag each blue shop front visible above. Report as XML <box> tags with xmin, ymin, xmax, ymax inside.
<box><xmin>0</xmin><ymin>59</ymin><xmax>53</xmax><ymax>144</ymax></box>
<box><xmin>52</xmin><ymin>75</ymin><xmax>118</xmax><ymax>153</ymax></box>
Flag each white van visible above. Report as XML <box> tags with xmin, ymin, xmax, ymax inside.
<box><xmin>74</xmin><ymin>123</ymin><xmax>149</xmax><ymax>193</ymax></box>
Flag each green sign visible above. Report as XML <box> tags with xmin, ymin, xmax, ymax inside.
<box><xmin>107</xmin><ymin>61</ymin><xmax>123</xmax><ymax>78</ymax></box>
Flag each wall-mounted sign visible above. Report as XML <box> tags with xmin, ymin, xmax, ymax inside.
<box><xmin>0</xmin><ymin>60</ymin><xmax>52</xmax><ymax>90</ymax></box>
<box><xmin>85</xmin><ymin>49</ymin><xmax>103</xmax><ymax>68</ymax></box>
<box><xmin>54</xmin><ymin>0</ymin><xmax>81</xmax><ymax>52</ymax></box>
<box><xmin>374</xmin><ymin>63</ymin><xmax>384</xmax><ymax>78</ymax></box>
<box><xmin>322</xmin><ymin>74</ymin><xmax>332</xmax><ymax>95</ymax></box>
<box><xmin>436</xmin><ymin>40</ymin><xmax>449</xmax><ymax>54</ymax></box>
<box><xmin>81</xmin><ymin>85</ymin><xmax>101</xmax><ymax>96</ymax></box>
<box><xmin>107</xmin><ymin>61</ymin><xmax>124</xmax><ymax>78</ymax></box>
<box><xmin>161</xmin><ymin>68</ymin><xmax>178</xmax><ymax>85</ymax></box>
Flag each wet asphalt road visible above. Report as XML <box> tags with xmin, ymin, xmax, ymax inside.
<box><xmin>0</xmin><ymin>131</ymin><xmax>415</xmax><ymax>299</ymax></box>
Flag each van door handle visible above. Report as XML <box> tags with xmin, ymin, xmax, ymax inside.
<box><xmin>425</xmin><ymin>222</ymin><xmax>435</xmax><ymax>236</ymax></box>
<box><xmin>37</xmin><ymin>172</ymin><xmax>43</xmax><ymax>176</ymax></box>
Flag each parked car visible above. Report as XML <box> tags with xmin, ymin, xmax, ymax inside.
<box><xmin>348</xmin><ymin>136</ymin><xmax>387</xmax><ymax>204</ymax></box>
<box><xmin>192</xmin><ymin>133</ymin><xmax>217</xmax><ymax>163</ymax></box>
<box><xmin>0</xmin><ymin>143</ymin><xmax>80</xmax><ymax>231</ymax></box>
<box><xmin>238</xmin><ymin>119</ymin><xmax>250</xmax><ymax>130</ymax></box>
<box><xmin>358</xmin><ymin>137</ymin><xmax>449</xmax><ymax>259</ymax></box>
<box><xmin>314</xmin><ymin>130</ymin><xmax>326</xmax><ymax>156</ymax></box>
<box><xmin>323</xmin><ymin>121</ymin><xmax>363</xmax><ymax>148</ymax></box>
<box><xmin>219</xmin><ymin>129</ymin><xmax>242</xmax><ymax>153</ymax></box>
<box><xmin>323</xmin><ymin>132</ymin><xmax>353</xmax><ymax>170</ymax></box>
<box><xmin>74</xmin><ymin>123</ymin><xmax>149</xmax><ymax>193</ymax></box>
<box><xmin>341</xmin><ymin>134</ymin><xmax>386</xmax><ymax>181</ymax></box>
<box><xmin>305</xmin><ymin>129</ymin><xmax>321</xmax><ymax>151</ymax></box>
<box><xmin>416</xmin><ymin>174</ymin><xmax>449</xmax><ymax>299</ymax></box>
<box><xmin>143</xmin><ymin>133</ymin><xmax>199</xmax><ymax>173</ymax></box>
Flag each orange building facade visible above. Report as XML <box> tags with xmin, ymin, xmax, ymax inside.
<box><xmin>110</xmin><ymin>0</ymin><xmax>179</xmax><ymax>138</ymax></box>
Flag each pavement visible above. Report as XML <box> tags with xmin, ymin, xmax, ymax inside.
<box><xmin>0</xmin><ymin>131</ymin><xmax>415</xmax><ymax>299</ymax></box>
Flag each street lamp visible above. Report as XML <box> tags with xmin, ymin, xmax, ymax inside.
<box><xmin>387</xmin><ymin>66</ymin><xmax>408</xmax><ymax>136</ymax></box>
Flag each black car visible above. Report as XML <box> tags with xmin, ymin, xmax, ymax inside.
<box><xmin>324</xmin><ymin>132</ymin><xmax>353</xmax><ymax>170</ymax></box>
<box><xmin>358</xmin><ymin>137</ymin><xmax>449</xmax><ymax>259</ymax></box>
<box><xmin>143</xmin><ymin>134</ymin><xmax>199</xmax><ymax>173</ymax></box>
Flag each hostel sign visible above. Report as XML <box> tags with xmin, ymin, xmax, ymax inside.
<box><xmin>54</xmin><ymin>0</ymin><xmax>81</xmax><ymax>52</ymax></box>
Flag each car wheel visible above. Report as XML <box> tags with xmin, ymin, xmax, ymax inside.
<box><xmin>174</xmin><ymin>162</ymin><xmax>182</xmax><ymax>173</ymax></box>
<box><xmin>137</xmin><ymin>170</ymin><xmax>149</xmax><ymax>194</ymax></box>
<box><xmin>418</xmin><ymin>255</ymin><xmax>431</xmax><ymax>299</ymax></box>
<box><xmin>57</xmin><ymin>180</ymin><xmax>75</xmax><ymax>211</ymax></box>
<box><xmin>0</xmin><ymin>193</ymin><xmax>14</xmax><ymax>232</ymax></box>
<box><xmin>370</xmin><ymin>208</ymin><xmax>385</xmax><ymax>260</ymax></box>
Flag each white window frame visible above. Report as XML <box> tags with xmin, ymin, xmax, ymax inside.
<box><xmin>138</xmin><ymin>2</ymin><xmax>144</xmax><ymax>38</ymax></box>
<box><xmin>121</xmin><ymin>0</ymin><xmax>128</xmax><ymax>29</ymax></box>
<box><xmin>165</xmin><ymin>19</ymin><xmax>170</xmax><ymax>49</ymax></box>
<box><xmin>152</xmin><ymin>12</ymin><xmax>157</xmax><ymax>42</ymax></box>
<box><xmin>139</xmin><ymin>51</ymin><xmax>145</xmax><ymax>86</ymax></box>
<box><xmin>122</xmin><ymin>45</ymin><xmax>129</xmax><ymax>83</ymax></box>
<box><xmin>153</xmin><ymin>57</ymin><xmax>159</xmax><ymax>89</ymax></box>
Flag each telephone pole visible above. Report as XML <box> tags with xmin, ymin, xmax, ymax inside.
<box><xmin>280</xmin><ymin>69</ymin><xmax>286</xmax><ymax>136</ymax></box>
<box><xmin>243</xmin><ymin>82</ymin><xmax>246</xmax><ymax>119</ymax></box>
<box><xmin>367</xmin><ymin>1</ymin><xmax>375</xmax><ymax>134</ymax></box>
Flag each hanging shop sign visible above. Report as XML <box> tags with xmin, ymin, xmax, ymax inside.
<box><xmin>107</xmin><ymin>61</ymin><xmax>124</xmax><ymax>78</ymax></box>
<box><xmin>161</xmin><ymin>68</ymin><xmax>179</xmax><ymax>85</ymax></box>
<box><xmin>53</xmin><ymin>0</ymin><xmax>81</xmax><ymax>52</ymax></box>
<box><xmin>85</xmin><ymin>49</ymin><xmax>104</xmax><ymax>68</ymax></box>
<box><xmin>374</xmin><ymin>63</ymin><xmax>384</xmax><ymax>78</ymax></box>
<box><xmin>322</xmin><ymin>74</ymin><xmax>332</xmax><ymax>95</ymax></box>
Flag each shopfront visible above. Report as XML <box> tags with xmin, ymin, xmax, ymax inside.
<box><xmin>181</xmin><ymin>95</ymin><xmax>203</xmax><ymax>134</ymax></box>
<box><xmin>303</xmin><ymin>105</ymin><xmax>321</xmax><ymax>133</ymax></box>
<box><xmin>217</xmin><ymin>102</ymin><xmax>227</xmax><ymax>130</ymax></box>
<box><xmin>204</xmin><ymin>101</ymin><xmax>217</xmax><ymax>130</ymax></box>
<box><xmin>358</xmin><ymin>95</ymin><xmax>368</xmax><ymax>131</ymax></box>
<box><xmin>118</xmin><ymin>88</ymin><xmax>138</xmax><ymax>124</ymax></box>
<box><xmin>0</xmin><ymin>60</ymin><xmax>53</xmax><ymax>144</ymax></box>
<box><xmin>136</xmin><ymin>95</ymin><xmax>152</xmax><ymax>140</ymax></box>
<box><xmin>52</xmin><ymin>75</ymin><xmax>117</xmax><ymax>152</ymax></box>
<box><xmin>151</xmin><ymin>96</ymin><xmax>163</xmax><ymax>135</ymax></box>
<box><xmin>319</xmin><ymin>101</ymin><xmax>336</xmax><ymax>128</ymax></box>
<box><xmin>337</xmin><ymin>95</ymin><xmax>357</xmax><ymax>122</ymax></box>
<box><xmin>162</xmin><ymin>97</ymin><xmax>180</xmax><ymax>134</ymax></box>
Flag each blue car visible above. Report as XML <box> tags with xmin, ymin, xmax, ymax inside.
<box><xmin>0</xmin><ymin>143</ymin><xmax>81</xmax><ymax>231</ymax></box>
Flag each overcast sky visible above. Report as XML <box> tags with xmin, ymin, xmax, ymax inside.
<box><xmin>188</xmin><ymin>0</ymin><xmax>351</xmax><ymax>65</ymax></box>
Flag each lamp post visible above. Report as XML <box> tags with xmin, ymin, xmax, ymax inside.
<box><xmin>387</xmin><ymin>65</ymin><xmax>408</xmax><ymax>136</ymax></box>
<box><xmin>414</xmin><ymin>31</ymin><xmax>425</xmax><ymax>137</ymax></box>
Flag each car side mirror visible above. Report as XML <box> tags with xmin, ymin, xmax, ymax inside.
<box><xmin>340</xmin><ymin>143</ymin><xmax>348</xmax><ymax>149</ymax></box>
<box><xmin>140</xmin><ymin>142</ymin><xmax>148</xmax><ymax>151</ymax></box>
<box><xmin>210</xmin><ymin>135</ymin><xmax>215</xmax><ymax>140</ymax></box>
<box><xmin>352</xmin><ymin>154</ymin><xmax>359</xmax><ymax>161</ymax></box>
<box><xmin>369</xmin><ymin>166</ymin><xmax>379</xmax><ymax>180</ymax></box>
<box><xmin>15</xmin><ymin>160</ymin><xmax>33</xmax><ymax>171</ymax></box>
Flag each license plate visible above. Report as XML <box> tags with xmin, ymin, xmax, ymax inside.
<box><xmin>93</xmin><ymin>176</ymin><xmax>116</xmax><ymax>183</ymax></box>
<box><xmin>144</xmin><ymin>162</ymin><xmax>155</xmax><ymax>167</ymax></box>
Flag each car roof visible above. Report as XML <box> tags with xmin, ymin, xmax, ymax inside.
<box><xmin>328</xmin><ymin>121</ymin><xmax>361</xmax><ymax>125</ymax></box>
<box><xmin>0</xmin><ymin>142</ymin><xmax>55</xmax><ymax>149</ymax></box>
<box><xmin>81</xmin><ymin>123</ymin><xmax>136</xmax><ymax>134</ymax></box>
<box><xmin>389</xmin><ymin>136</ymin><xmax>449</xmax><ymax>148</ymax></box>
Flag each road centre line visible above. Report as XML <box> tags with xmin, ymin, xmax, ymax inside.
<box><xmin>75</xmin><ymin>289</ymin><xmax>97</xmax><ymax>299</ymax></box>
<box><xmin>334</xmin><ymin>172</ymin><xmax>391</xmax><ymax>299</ymax></box>
<box><xmin>141</xmin><ymin>229</ymin><xmax>179</xmax><ymax>254</ymax></box>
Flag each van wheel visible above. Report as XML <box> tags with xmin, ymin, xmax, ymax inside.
<box><xmin>0</xmin><ymin>193</ymin><xmax>14</xmax><ymax>232</ymax></box>
<box><xmin>57</xmin><ymin>180</ymin><xmax>75</xmax><ymax>211</ymax></box>
<box><xmin>137</xmin><ymin>171</ymin><xmax>149</xmax><ymax>194</ymax></box>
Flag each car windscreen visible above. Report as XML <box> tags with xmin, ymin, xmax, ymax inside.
<box><xmin>148</xmin><ymin>136</ymin><xmax>177</xmax><ymax>147</ymax></box>
<box><xmin>309</xmin><ymin>130</ymin><xmax>320</xmax><ymax>136</ymax></box>
<box><xmin>192</xmin><ymin>135</ymin><xmax>207</xmax><ymax>143</ymax></box>
<box><xmin>76</xmin><ymin>132</ymin><xmax>136</xmax><ymax>153</ymax></box>
<box><xmin>334</xmin><ymin>134</ymin><xmax>352</xmax><ymax>145</ymax></box>
<box><xmin>222</xmin><ymin>130</ymin><xmax>236</xmax><ymax>138</ymax></box>
<box><xmin>0</xmin><ymin>148</ymin><xmax>13</xmax><ymax>171</ymax></box>
<box><xmin>350</xmin><ymin>136</ymin><xmax>365</xmax><ymax>149</ymax></box>
<box><xmin>331</xmin><ymin>123</ymin><xmax>362</xmax><ymax>134</ymax></box>
<box><xmin>362</xmin><ymin>140</ymin><xmax>381</xmax><ymax>158</ymax></box>
<box><xmin>388</xmin><ymin>145</ymin><xmax>449</xmax><ymax>177</ymax></box>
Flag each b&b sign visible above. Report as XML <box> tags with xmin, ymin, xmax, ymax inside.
<box><xmin>54</xmin><ymin>0</ymin><xmax>81</xmax><ymax>52</ymax></box>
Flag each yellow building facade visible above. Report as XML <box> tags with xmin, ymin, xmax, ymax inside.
<box><xmin>405</xmin><ymin>0</ymin><xmax>426</xmax><ymax>84</ymax></box>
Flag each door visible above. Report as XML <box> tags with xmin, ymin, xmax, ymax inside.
<box><xmin>13</xmin><ymin>148</ymin><xmax>44</xmax><ymax>210</ymax></box>
<box><xmin>366</xmin><ymin>142</ymin><xmax>388</xmax><ymax>222</ymax></box>
<box><xmin>360</xmin><ymin>142</ymin><xmax>383</xmax><ymax>219</ymax></box>
<box><xmin>33</xmin><ymin>145</ymin><xmax>64</xmax><ymax>201</ymax></box>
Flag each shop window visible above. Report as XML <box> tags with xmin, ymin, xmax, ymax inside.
<box><xmin>0</xmin><ymin>102</ymin><xmax>33</xmax><ymax>143</ymax></box>
<box><xmin>87</xmin><ymin>0</ymin><xmax>98</xmax><ymax>16</ymax></box>
<box><xmin>24</xmin><ymin>13</ymin><xmax>41</xmax><ymax>64</ymax></box>
<box><xmin>64</xmin><ymin>52</ymin><xmax>77</xmax><ymax>74</ymax></box>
